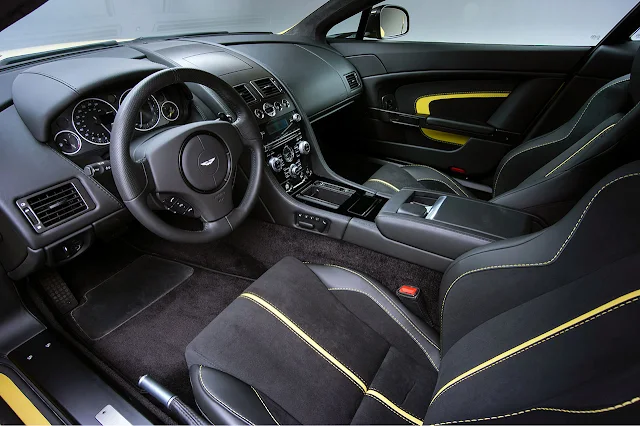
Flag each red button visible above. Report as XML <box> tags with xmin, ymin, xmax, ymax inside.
<box><xmin>398</xmin><ymin>285</ymin><xmax>419</xmax><ymax>297</ymax></box>
<box><xmin>450</xmin><ymin>166</ymin><xmax>466</xmax><ymax>175</ymax></box>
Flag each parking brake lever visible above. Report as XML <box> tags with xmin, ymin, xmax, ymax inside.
<box><xmin>138</xmin><ymin>375</ymin><xmax>208</xmax><ymax>425</ymax></box>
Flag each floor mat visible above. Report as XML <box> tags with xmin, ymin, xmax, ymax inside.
<box><xmin>70</xmin><ymin>255</ymin><xmax>194</xmax><ymax>340</ymax></box>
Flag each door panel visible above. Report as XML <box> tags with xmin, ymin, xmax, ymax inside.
<box><xmin>329</xmin><ymin>41</ymin><xmax>578</xmax><ymax>178</ymax></box>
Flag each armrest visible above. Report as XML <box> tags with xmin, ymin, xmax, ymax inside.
<box><xmin>375</xmin><ymin>190</ymin><xmax>544</xmax><ymax>260</ymax></box>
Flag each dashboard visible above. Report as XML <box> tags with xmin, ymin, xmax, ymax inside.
<box><xmin>0</xmin><ymin>34</ymin><xmax>363</xmax><ymax>280</ymax></box>
<box><xmin>51</xmin><ymin>84</ymin><xmax>190</xmax><ymax>155</ymax></box>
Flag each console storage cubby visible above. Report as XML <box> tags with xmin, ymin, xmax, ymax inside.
<box><xmin>294</xmin><ymin>180</ymin><xmax>385</xmax><ymax>221</ymax></box>
<box><xmin>375</xmin><ymin>189</ymin><xmax>545</xmax><ymax>260</ymax></box>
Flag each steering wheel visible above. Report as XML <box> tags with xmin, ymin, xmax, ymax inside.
<box><xmin>110</xmin><ymin>68</ymin><xmax>264</xmax><ymax>243</ymax></box>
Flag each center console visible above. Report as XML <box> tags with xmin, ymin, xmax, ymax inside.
<box><xmin>259</xmin><ymin>100</ymin><xmax>386</xmax><ymax>226</ymax></box>
<box><xmin>375</xmin><ymin>189</ymin><xmax>546</xmax><ymax>260</ymax></box>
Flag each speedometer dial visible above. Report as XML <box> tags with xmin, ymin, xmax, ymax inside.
<box><xmin>72</xmin><ymin>98</ymin><xmax>117</xmax><ymax>145</ymax></box>
<box><xmin>119</xmin><ymin>89</ymin><xmax>161</xmax><ymax>132</ymax></box>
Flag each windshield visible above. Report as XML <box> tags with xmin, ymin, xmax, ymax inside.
<box><xmin>0</xmin><ymin>0</ymin><xmax>328</xmax><ymax>60</ymax></box>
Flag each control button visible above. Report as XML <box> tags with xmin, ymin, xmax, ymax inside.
<box><xmin>273</xmin><ymin>101</ymin><xmax>282</xmax><ymax>111</ymax></box>
<box><xmin>297</xmin><ymin>140</ymin><xmax>311</xmax><ymax>155</ymax></box>
<box><xmin>285</xmin><ymin>182</ymin><xmax>292</xmax><ymax>192</ymax></box>
<box><xmin>160</xmin><ymin>196</ymin><xmax>195</xmax><ymax>217</ymax></box>
<box><xmin>263</xmin><ymin>103</ymin><xmax>276</xmax><ymax>117</ymax></box>
<box><xmin>294</xmin><ymin>212</ymin><xmax>330</xmax><ymax>233</ymax></box>
<box><xmin>282</xmin><ymin>145</ymin><xmax>294</xmax><ymax>162</ymax></box>
<box><xmin>292</xmin><ymin>113</ymin><xmax>302</xmax><ymax>122</ymax></box>
<box><xmin>282</xmin><ymin>99</ymin><xmax>290</xmax><ymax>108</ymax></box>
<box><xmin>254</xmin><ymin>109</ymin><xmax>265</xmax><ymax>119</ymax></box>
<box><xmin>269</xmin><ymin>157</ymin><xmax>284</xmax><ymax>173</ymax></box>
<box><xmin>289</xmin><ymin>163</ymin><xmax>302</xmax><ymax>177</ymax></box>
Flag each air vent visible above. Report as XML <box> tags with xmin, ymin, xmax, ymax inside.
<box><xmin>345</xmin><ymin>72</ymin><xmax>361</xmax><ymax>90</ymax></box>
<box><xmin>17</xmin><ymin>181</ymin><xmax>89</xmax><ymax>233</ymax></box>
<box><xmin>233</xmin><ymin>84</ymin><xmax>257</xmax><ymax>104</ymax></box>
<box><xmin>252</xmin><ymin>77</ymin><xmax>282</xmax><ymax>98</ymax></box>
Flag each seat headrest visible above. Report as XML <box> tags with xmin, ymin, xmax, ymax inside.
<box><xmin>630</xmin><ymin>46</ymin><xmax>640</xmax><ymax>104</ymax></box>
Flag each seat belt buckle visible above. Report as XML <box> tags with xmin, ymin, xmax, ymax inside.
<box><xmin>396</xmin><ymin>285</ymin><xmax>431</xmax><ymax>324</ymax></box>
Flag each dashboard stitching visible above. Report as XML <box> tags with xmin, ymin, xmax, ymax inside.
<box><xmin>47</xmin><ymin>147</ymin><xmax>123</xmax><ymax>208</ymax></box>
<box><xmin>23</xmin><ymin>71</ymin><xmax>79</xmax><ymax>93</ymax></box>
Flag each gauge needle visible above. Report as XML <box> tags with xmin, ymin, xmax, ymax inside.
<box><xmin>140</xmin><ymin>111</ymin><xmax>143</xmax><ymax>127</ymax></box>
<box><xmin>99</xmin><ymin>122</ymin><xmax>111</xmax><ymax>134</ymax></box>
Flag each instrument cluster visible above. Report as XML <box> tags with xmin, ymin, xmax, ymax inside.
<box><xmin>50</xmin><ymin>84</ymin><xmax>188</xmax><ymax>156</ymax></box>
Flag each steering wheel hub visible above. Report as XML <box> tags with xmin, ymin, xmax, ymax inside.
<box><xmin>181</xmin><ymin>133</ymin><xmax>229</xmax><ymax>192</ymax></box>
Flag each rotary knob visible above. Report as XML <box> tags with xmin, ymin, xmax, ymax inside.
<box><xmin>297</xmin><ymin>140</ymin><xmax>311</xmax><ymax>155</ymax></box>
<box><xmin>289</xmin><ymin>163</ymin><xmax>302</xmax><ymax>177</ymax></box>
<box><xmin>269</xmin><ymin>157</ymin><xmax>284</xmax><ymax>173</ymax></box>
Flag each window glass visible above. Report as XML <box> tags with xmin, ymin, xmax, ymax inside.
<box><xmin>329</xmin><ymin>0</ymin><xmax>638</xmax><ymax>46</ymax></box>
<box><xmin>0</xmin><ymin>0</ymin><xmax>328</xmax><ymax>60</ymax></box>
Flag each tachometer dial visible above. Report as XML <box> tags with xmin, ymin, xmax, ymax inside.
<box><xmin>54</xmin><ymin>130</ymin><xmax>82</xmax><ymax>155</ymax></box>
<box><xmin>72</xmin><ymin>98</ymin><xmax>117</xmax><ymax>145</ymax></box>
<box><xmin>120</xmin><ymin>89</ymin><xmax>160</xmax><ymax>131</ymax></box>
<box><xmin>161</xmin><ymin>100</ymin><xmax>180</xmax><ymax>121</ymax></box>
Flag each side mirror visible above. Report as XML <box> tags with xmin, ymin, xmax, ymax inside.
<box><xmin>364</xmin><ymin>5</ymin><xmax>410</xmax><ymax>39</ymax></box>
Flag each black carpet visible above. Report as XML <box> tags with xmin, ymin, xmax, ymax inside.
<box><xmin>58</xmin><ymin>218</ymin><xmax>442</xmax><ymax>406</ymax></box>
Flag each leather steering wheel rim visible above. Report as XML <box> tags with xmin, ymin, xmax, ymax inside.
<box><xmin>110</xmin><ymin>67</ymin><xmax>264</xmax><ymax>243</ymax></box>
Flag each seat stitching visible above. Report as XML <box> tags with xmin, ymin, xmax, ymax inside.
<box><xmin>402</xmin><ymin>165</ymin><xmax>469</xmax><ymax>196</ymax></box>
<box><xmin>329</xmin><ymin>287</ymin><xmax>439</xmax><ymax>370</ymax></box>
<box><xmin>366</xmin><ymin>388</ymin><xmax>423</xmax><ymax>425</ymax></box>
<box><xmin>545</xmin><ymin>122</ymin><xmax>618</xmax><ymax>177</ymax></box>
<box><xmin>251</xmin><ymin>386</ymin><xmax>280</xmax><ymax>425</ymax></box>
<box><xmin>198</xmin><ymin>366</ymin><xmax>255</xmax><ymax>425</ymax></box>
<box><xmin>493</xmin><ymin>77</ymin><xmax>630</xmax><ymax>194</ymax></box>
<box><xmin>432</xmin><ymin>296</ymin><xmax>639</xmax><ymax>405</ymax></box>
<box><xmin>416</xmin><ymin>178</ymin><xmax>460</xmax><ymax>195</ymax></box>
<box><xmin>369</xmin><ymin>388</ymin><xmax>423</xmax><ymax>421</ymax></box>
<box><xmin>432</xmin><ymin>396</ymin><xmax>640</xmax><ymax>425</ymax></box>
<box><xmin>440</xmin><ymin>172</ymin><xmax>640</xmax><ymax>334</ymax></box>
<box><xmin>241</xmin><ymin>292</ymin><xmax>368</xmax><ymax>390</ymax></box>
<box><xmin>325</xmin><ymin>265</ymin><xmax>440</xmax><ymax>351</ymax></box>
<box><xmin>323</xmin><ymin>265</ymin><xmax>440</xmax><ymax>369</ymax></box>
<box><xmin>366</xmin><ymin>179</ymin><xmax>400</xmax><ymax>191</ymax></box>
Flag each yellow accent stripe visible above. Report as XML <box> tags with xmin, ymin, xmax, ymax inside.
<box><xmin>432</xmin><ymin>289</ymin><xmax>640</xmax><ymax>403</ymax></box>
<box><xmin>545</xmin><ymin>123</ymin><xmax>617</xmax><ymax>177</ymax></box>
<box><xmin>421</xmin><ymin>129</ymin><xmax>470</xmax><ymax>146</ymax></box>
<box><xmin>415</xmin><ymin>92</ymin><xmax>510</xmax><ymax>146</ymax></box>
<box><xmin>240</xmin><ymin>293</ymin><xmax>367</xmax><ymax>391</ymax></box>
<box><xmin>367</xmin><ymin>389</ymin><xmax>423</xmax><ymax>425</ymax></box>
<box><xmin>0</xmin><ymin>373</ymin><xmax>50</xmax><ymax>425</ymax></box>
<box><xmin>239</xmin><ymin>293</ymin><xmax>423</xmax><ymax>425</ymax></box>
<box><xmin>434</xmin><ymin>396</ymin><xmax>640</xmax><ymax>425</ymax></box>
<box><xmin>366</xmin><ymin>179</ymin><xmax>400</xmax><ymax>192</ymax></box>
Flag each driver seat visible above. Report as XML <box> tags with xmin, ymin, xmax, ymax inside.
<box><xmin>185</xmin><ymin>162</ymin><xmax>640</xmax><ymax>424</ymax></box>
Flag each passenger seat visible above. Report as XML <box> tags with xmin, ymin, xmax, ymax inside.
<box><xmin>365</xmin><ymin>48</ymin><xmax>640</xmax><ymax>223</ymax></box>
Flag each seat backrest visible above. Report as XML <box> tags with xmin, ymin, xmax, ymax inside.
<box><xmin>425</xmin><ymin>161</ymin><xmax>640</xmax><ymax>424</ymax></box>
<box><xmin>491</xmin><ymin>45</ymin><xmax>640</xmax><ymax>204</ymax></box>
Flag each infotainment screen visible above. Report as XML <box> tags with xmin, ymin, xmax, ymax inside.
<box><xmin>265</xmin><ymin>117</ymin><xmax>289</xmax><ymax>135</ymax></box>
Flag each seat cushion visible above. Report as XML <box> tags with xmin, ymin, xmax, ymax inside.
<box><xmin>364</xmin><ymin>164</ymin><xmax>473</xmax><ymax>197</ymax></box>
<box><xmin>186</xmin><ymin>257</ymin><xmax>440</xmax><ymax>425</ymax></box>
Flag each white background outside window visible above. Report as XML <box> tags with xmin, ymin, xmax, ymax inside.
<box><xmin>330</xmin><ymin>0</ymin><xmax>638</xmax><ymax>46</ymax></box>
